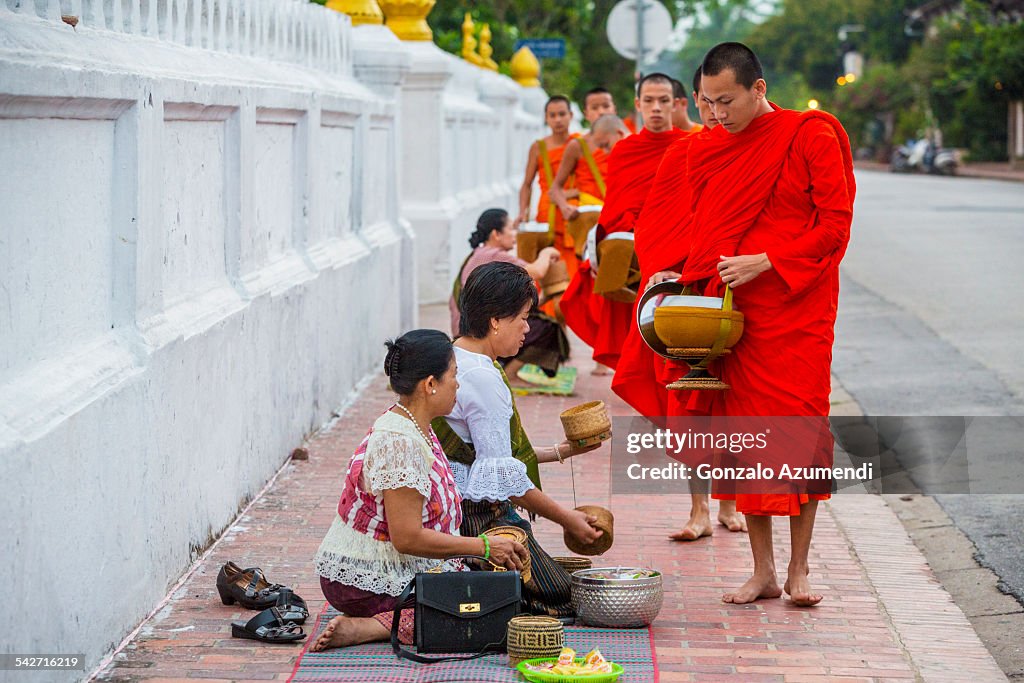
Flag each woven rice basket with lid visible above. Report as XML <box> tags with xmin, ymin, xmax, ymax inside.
<box><xmin>506</xmin><ymin>615</ymin><xmax>564</xmax><ymax>667</ymax></box>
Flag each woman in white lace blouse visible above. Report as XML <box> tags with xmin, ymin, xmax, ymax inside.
<box><xmin>435</xmin><ymin>261</ymin><xmax>605</xmax><ymax>618</ymax></box>
<box><xmin>310</xmin><ymin>330</ymin><xmax>527</xmax><ymax>652</ymax></box>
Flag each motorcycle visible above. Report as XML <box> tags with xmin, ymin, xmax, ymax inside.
<box><xmin>890</xmin><ymin>138</ymin><xmax>958</xmax><ymax>175</ymax></box>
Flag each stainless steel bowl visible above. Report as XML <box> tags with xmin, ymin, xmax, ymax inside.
<box><xmin>571</xmin><ymin>567</ymin><xmax>663</xmax><ymax>628</ymax></box>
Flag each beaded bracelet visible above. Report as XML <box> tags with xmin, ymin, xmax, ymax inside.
<box><xmin>479</xmin><ymin>533</ymin><xmax>490</xmax><ymax>559</ymax></box>
<box><xmin>553</xmin><ymin>442</ymin><xmax>565</xmax><ymax>464</ymax></box>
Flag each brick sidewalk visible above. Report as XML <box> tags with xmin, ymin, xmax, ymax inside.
<box><xmin>95</xmin><ymin>305</ymin><xmax>1004</xmax><ymax>682</ymax></box>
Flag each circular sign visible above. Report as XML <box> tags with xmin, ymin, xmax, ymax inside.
<box><xmin>606</xmin><ymin>0</ymin><xmax>673</xmax><ymax>63</ymax></box>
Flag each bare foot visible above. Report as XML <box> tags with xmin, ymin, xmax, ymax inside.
<box><xmin>717</xmin><ymin>506</ymin><xmax>747</xmax><ymax>533</ymax></box>
<box><xmin>309</xmin><ymin>615</ymin><xmax>388</xmax><ymax>652</ymax></box>
<box><xmin>506</xmin><ymin>372</ymin><xmax>534</xmax><ymax>388</ymax></box>
<box><xmin>784</xmin><ymin>573</ymin><xmax>823</xmax><ymax>607</ymax></box>
<box><xmin>591</xmin><ymin>363</ymin><xmax>612</xmax><ymax>376</ymax></box>
<box><xmin>668</xmin><ymin>511</ymin><xmax>713</xmax><ymax>541</ymax></box>
<box><xmin>722</xmin><ymin>573</ymin><xmax>783</xmax><ymax>604</ymax></box>
<box><xmin>310</xmin><ymin>615</ymin><xmax>353</xmax><ymax>652</ymax></box>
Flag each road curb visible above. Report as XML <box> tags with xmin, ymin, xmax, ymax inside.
<box><xmin>828</xmin><ymin>376</ymin><xmax>1010</xmax><ymax>680</ymax></box>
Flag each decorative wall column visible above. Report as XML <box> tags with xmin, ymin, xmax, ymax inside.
<box><xmin>397</xmin><ymin>42</ymin><xmax>455</xmax><ymax>304</ymax></box>
<box><xmin>352</xmin><ymin>25</ymin><xmax>415</xmax><ymax>328</ymax></box>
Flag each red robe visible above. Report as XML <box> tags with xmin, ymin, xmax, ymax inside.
<box><xmin>613</xmin><ymin>128</ymin><xmax>706</xmax><ymax>418</ymax></box>
<box><xmin>688</xmin><ymin>106</ymin><xmax>855</xmax><ymax>516</ymax></box>
<box><xmin>560</xmin><ymin>127</ymin><xmax>684</xmax><ymax>368</ymax></box>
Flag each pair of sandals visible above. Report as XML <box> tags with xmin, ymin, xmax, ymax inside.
<box><xmin>216</xmin><ymin>562</ymin><xmax>309</xmax><ymax>644</ymax></box>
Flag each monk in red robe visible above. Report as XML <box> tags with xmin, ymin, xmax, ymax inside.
<box><xmin>517</xmin><ymin>96</ymin><xmax>579</xmax><ymax>279</ymax></box>
<box><xmin>560</xmin><ymin>73</ymin><xmax>684</xmax><ymax>370</ymax></box>
<box><xmin>614</xmin><ymin>68</ymin><xmax>749</xmax><ymax>540</ymax></box>
<box><xmin>687</xmin><ymin>43</ymin><xmax>855</xmax><ymax>606</ymax></box>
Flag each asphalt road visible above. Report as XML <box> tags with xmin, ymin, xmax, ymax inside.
<box><xmin>833</xmin><ymin>169</ymin><xmax>1024</xmax><ymax>603</ymax></box>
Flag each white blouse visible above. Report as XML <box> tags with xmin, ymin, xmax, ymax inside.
<box><xmin>445</xmin><ymin>346</ymin><xmax>536</xmax><ymax>502</ymax></box>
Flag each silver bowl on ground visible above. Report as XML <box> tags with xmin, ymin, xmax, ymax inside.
<box><xmin>570</xmin><ymin>567</ymin><xmax>663</xmax><ymax>628</ymax></box>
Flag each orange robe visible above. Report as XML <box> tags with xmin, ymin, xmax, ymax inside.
<box><xmin>685</xmin><ymin>106</ymin><xmax>855</xmax><ymax>516</ymax></box>
<box><xmin>536</xmin><ymin>137</ymin><xmax>580</xmax><ymax>279</ymax></box>
<box><xmin>560</xmin><ymin>127</ymin><xmax>684</xmax><ymax>369</ymax></box>
<box><xmin>612</xmin><ymin>127</ymin><xmax>706</xmax><ymax>419</ymax></box>
<box><xmin>573</xmin><ymin>141</ymin><xmax>609</xmax><ymax>201</ymax></box>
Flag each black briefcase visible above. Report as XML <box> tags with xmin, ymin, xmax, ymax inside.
<box><xmin>391</xmin><ymin>555</ymin><xmax>522</xmax><ymax>663</ymax></box>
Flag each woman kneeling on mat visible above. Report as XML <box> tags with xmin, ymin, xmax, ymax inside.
<box><xmin>434</xmin><ymin>261</ymin><xmax>605</xmax><ymax>618</ymax></box>
<box><xmin>311</xmin><ymin>329</ymin><xmax>527</xmax><ymax>652</ymax></box>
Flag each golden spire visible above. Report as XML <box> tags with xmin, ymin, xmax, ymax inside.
<box><xmin>479</xmin><ymin>23</ymin><xmax>498</xmax><ymax>71</ymax></box>
<box><xmin>325</xmin><ymin>0</ymin><xmax>383</xmax><ymax>26</ymax></box>
<box><xmin>461</xmin><ymin>12</ymin><xmax>483</xmax><ymax>65</ymax></box>
<box><xmin>378</xmin><ymin>0</ymin><xmax>436</xmax><ymax>41</ymax></box>
<box><xmin>510</xmin><ymin>46</ymin><xmax>540</xmax><ymax>87</ymax></box>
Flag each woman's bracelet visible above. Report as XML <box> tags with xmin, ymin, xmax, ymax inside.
<box><xmin>553</xmin><ymin>442</ymin><xmax>565</xmax><ymax>464</ymax></box>
<box><xmin>478</xmin><ymin>533</ymin><xmax>490</xmax><ymax>559</ymax></box>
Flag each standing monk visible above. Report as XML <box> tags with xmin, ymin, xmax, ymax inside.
<box><xmin>580</xmin><ymin>86</ymin><xmax>618</xmax><ymax>123</ymax></box>
<box><xmin>690</xmin><ymin>43</ymin><xmax>855</xmax><ymax>605</ymax></box>
<box><xmin>559</xmin><ymin>73</ymin><xmax>684</xmax><ymax>371</ymax></box>
<box><xmin>517</xmin><ymin>96</ymin><xmax>578</xmax><ymax>277</ymax></box>
<box><xmin>614</xmin><ymin>67</ymin><xmax>747</xmax><ymax>539</ymax></box>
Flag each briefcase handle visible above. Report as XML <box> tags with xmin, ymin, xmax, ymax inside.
<box><xmin>389</xmin><ymin>556</ymin><xmax>515</xmax><ymax>664</ymax></box>
<box><xmin>426</xmin><ymin>554</ymin><xmax>507</xmax><ymax>573</ymax></box>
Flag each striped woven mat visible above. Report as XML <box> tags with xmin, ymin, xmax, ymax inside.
<box><xmin>288</xmin><ymin>607</ymin><xmax>657</xmax><ymax>682</ymax></box>
<box><xmin>510</xmin><ymin>365</ymin><xmax>578</xmax><ymax>397</ymax></box>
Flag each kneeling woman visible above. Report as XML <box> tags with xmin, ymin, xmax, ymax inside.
<box><xmin>435</xmin><ymin>261</ymin><xmax>604</xmax><ymax>618</ymax></box>
<box><xmin>311</xmin><ymin>330</ymin><xmax>527</xmax><ymax>652</ymax></box>
<box><xmin>449</xmin><ymin>208</ymin><xmax>570</xmax><ymax>384</ymax></box>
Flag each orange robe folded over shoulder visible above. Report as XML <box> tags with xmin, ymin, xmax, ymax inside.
<box><xmin>560</xmin><ymin>127</ymin><xmax>683</xmax><ymax>369</ymax></box>
<box><xmin>613</xmin><ymin>128</ymin><xmax>705</xmax><ymax>418</ymax></box>
<box><xmin>685</xmin><ymin>105</ymin><xmax>856</xmax><ymax>516</ymax></box>
<box><xmin>536</xmin><ymin>137</ymin><xmax>580</xmax><ymax>279</ymax></box>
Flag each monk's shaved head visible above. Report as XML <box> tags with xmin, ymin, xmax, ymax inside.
<box><xmin>701</xmin><ymin>42</ymin><xmax>763</xmax><ymax>89</ymax></box>
<box><xmin>636</xmin><ymin>72</ymin><xmax>674</xmax><ymax>97</ymax></box>
<box><xmin>692</xmin><ymin>66</ymin><xmax>703</xmax><ymax>96</ymax></box>
<box><xmin>592</xmin><ymin>113</ymin><xmax>624</xmax><ymax>135</ymax></box>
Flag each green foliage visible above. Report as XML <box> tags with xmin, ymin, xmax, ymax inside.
<box><xmin>912</xmin><ymin>2</ymin><xmax>1020</xmax><ymax>161</ymax></box>
<box><xmin>430</xmin><ymin>0</ymin><xmax>647</xmax><ymax>111</ymax></box>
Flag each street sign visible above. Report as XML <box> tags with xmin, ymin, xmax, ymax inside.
<box><xmin>513</xmin><ymin>38</ymin><xmax>566</xmax><ymax>59</ymax></box>
<box><xmin>606</xmin><ymin>0</ymin><xmax>673</xmax><ymax>64</ymax></box>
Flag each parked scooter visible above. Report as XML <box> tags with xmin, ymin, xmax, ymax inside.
<box><xmin>890</xmin><ymin>138</ymin><xmax>958</xmax><ymax>175</ymax></box>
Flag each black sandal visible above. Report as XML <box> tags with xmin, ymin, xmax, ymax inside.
<box><xmin>231</xmin><ymin>606</ymin><xmax>306</xmax><ymax>643</ymax></box>
<box><xmin>274</xmin><ymin>588</ymin><xmax>308</xmax><ymax>624</ymax></box>
<box><xmin>217</xmin><ymin>562</ymin><xmax>286</xmax><ymax>610</ymax></box>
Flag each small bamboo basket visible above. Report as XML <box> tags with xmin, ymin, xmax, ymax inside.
<box><xmin>541</xmin><ymin>259</ymin><xmax>570</xmax><ymax>298</ymax></box>
<box><xmin>564</xmin><ymin>505</ymin><xmax>614</xmax><ymax>556</ymax></box>
<box><xmin>484</xmin><ymin>526</ymin><xmax>532</xmax><ymax>585</ymax></box>
<box><xmin>559</xmin><ymin>401</ymin><xmax>612</xmax><ymax>448</ymax></box>
<box><xmin>506</xmin><ymin>615</ymin><xmax>564</xmax><ymax>667</ymax></box>
<box><xmin>553</xmin><ymin>556</ymin><xmax>593</xmax><ymax>575</ymax></box>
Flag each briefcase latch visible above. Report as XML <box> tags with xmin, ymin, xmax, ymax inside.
<box><xmin>459</xmin><ymin>602</ymin><xmax>481</xmax><ymax>613</ymax></box>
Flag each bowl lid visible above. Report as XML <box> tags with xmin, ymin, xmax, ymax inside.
<box><xmin>519</xmin><ymin>221</ymin><xmax>550</xmax><ymax>233</ymax></box>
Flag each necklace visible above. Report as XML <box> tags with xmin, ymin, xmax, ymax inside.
<box><xmin>394</xmin><ymin>402</ymin><xmax>433</xmax><ymax>447</ymax></box>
